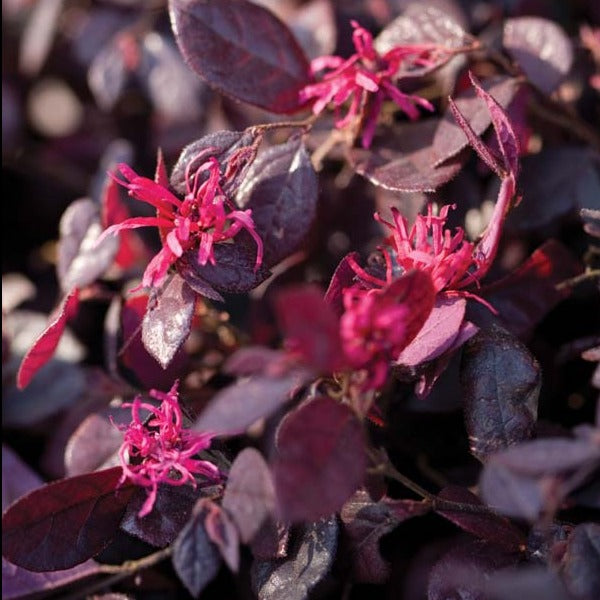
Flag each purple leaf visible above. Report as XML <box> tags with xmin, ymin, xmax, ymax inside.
<box><xmin>204</xmin><ymin>499</ymin><xmax>240</xmax><ymax>572</ymax></box>
<box><xmin>223</xmin><ymin>346</ymin><xmax>287</xmax><ymax>376</ymax></box>
<box><xmin>349</xmin><ymin>119</ymin><xmax>466</xmax><ymax>192</ymax></box>
<box><xmin>503</xmin><ymin>17</ymin><xmax>573</xmax><ymax>94</ymax></box>
<box><xmin>17</xmin><ymin>288</ymin><xmax>80</xmax><ymax>389</ymax></box>
<box><xmin>340</xmin><ymin>490</ymin><xmax>430</xmax><ymax>583</ymax></box>
<box><xmin>436</xmin><ymin>486</ymin><xmax>526</xmax><ymax>552</ymax></box>
<box><xmin>482</xmin><ymin>240</ymin><xmax>583</xmax><ymax>339</ymax></box>
<box><xmin>561</xmin><ymin>523</ymin><xmax>600</xmax><ymax>600</ymax></box>
<box><xmin>194</xmin><ymin>372</ymin><xmax>308</xmax><ymax>436</ymax></box>
<box><xmin>461</xmin><ymin>326</ymin><xmax>540</xmax><ymax>461</ymax></box>
<box><xmin>432</xmin><ymin>76</ymin><xmax>518</xmax><ymax>166</ymax></box>
<box><xmin>273</xmin><ymin>396</ymin><xmax>366</xmax><ymax>522</ymax></box>
<box><xmin>172</xmin><ymin>499</ymin><xmax>222</xmax><ymax>597</ymax></box>
<box><xmin>169</xmin><ymin>0</ymin><xmax>311</xmax><ymax>113</ymax></box>
<box><xmin>1</xmin><ymin>467</ymin><xmax>135</xmax><ymax>571</ymax></box>
<box><xmin>395</xmin><ymin>296</ymin><xmax>466</xmax><ymax>367</ymax></box>
<box><xmin>121</xmin><ymin>484</ymin><xmax>199</xmax><ymax>548</ymax></box>
<box><xmin>324</xmin><ymin>252</ymin><xmax>360</xmax><ymax>316</ymax></box>
<box><xmin>237</xmin><ymin>137</ymin><xmax>318</xmax><ymax>267</ymax></box>
<box><xmin>57</xmin><ymin>198</ymin><xmax>119</xmax><ymax>293</ymax></box>
<box><xmin>64</xmin><ymin>412</ymin><xmax>123</xmax><ymax>477</ymax></box>
<box><xmin>2</xmin><ymin>445</ymin><xmax>43</xmax><ymax>510</ymax></box>
<box><xmin>251</xmin><ymin>517</ymin><xmax>338</xmax><ymax>600</ymax></box>
<box><xmin>176</xmin><ymin>263</ymin><xmax>224</xmax><ymax>302</ymax></box>
<box><xmin>222</xmin><ymin>448</ymin><xmax>278</xmax><ymax>544</ymax></box>
<box><xmin>142</xmin><ymin>274</ymin><xmax>196</xmax><ymax>369</ymax></box>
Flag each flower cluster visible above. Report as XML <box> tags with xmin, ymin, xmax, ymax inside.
<box><xmin>115</xmin><ymin>381</ymin><xmax>219</xmax><ymax>517</ymax></box>
<box><xmin>100</xmin><ymin>156</ymin><xmax>263</xmax><ymax>289</ymax></box>
<box><xmin>300</xmin><ymin>21</ymin><xmax>435</xmax><ymax>148</ymax></box>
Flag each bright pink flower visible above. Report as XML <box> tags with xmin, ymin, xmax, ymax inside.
<box><xmin>99</xmin><ymin>156</ymin><xmax>263</xmax><ymax>289</ymax></box>
<box><xmin>300</xmin><ymin>21</ymin><xmax>435</xmax><ymax>148</ymax></box>
<box><xmin>116</xmin><ymin>381</ymin><xmax>219</xmax><ymax>517</ymax></box>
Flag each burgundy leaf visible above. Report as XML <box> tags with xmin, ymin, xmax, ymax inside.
<box><xmin>436</xmin><ymin>486</ymin><xmax>526</xmax><ymax>552</ymax></box>
<box><xmin>324</xmin><ymin>252</ymin><xmax>360</xmax><ymax>316</ymax></box>
<box><xmin>503</xmin><ymin>17</ymin><xmax>573</xmax><ymax>94</ymax></box>
<box><xmin>57</xmin><ymin>198</ymin><xmax>119</xmax><ymax>293</ymax></box>
<box><xmin>142</xmin><ymin>274</ymin><xmax>196</xmax><ymax>369</ymax></box>
<box><xmin>560</xmin><ymin>523</ymin><xmax>600</xmax><ymax>600</ymax></box>
<box><xmin>375</xmin><ymin>4</ymin><xmax>475</xmax><ymax>77</ymax></box>
<box><xmin>169</xmin><ymin>0</ymin><xmax>311</xmax><ymax>113</ymax></box>
<box><xmin>395</xmin><ymin>296</ymin><xmax>466</xmax><ymax>367</ymax></box>
<box><xmin>176</xmin><ymin>263</ymin><xmax>224</xmax><ymax>302</ymax></box>
<box><xmin>17</xmin><ymin>288</ymin><xmax>80</xmax><ymax>390</ymax></box>
<box><xmin>172</xmin><ymin>500</ymin><xmax>222</xmax><ymax>597</ymax></box>
<box><xmin>432</xmin><ymin>76</ymin><xmax>518</xmax><ymax>166</ymax></box>
<box><xmin>460</xmin><ymin>326</ymin><xmax>540</xmax><ymax>462</ymax></box>
<box><xmin>237</xmin><ymin>137</ymin><xmax>318</xmax><ymax>267</ymax></box>
<box><xmin>204</xmin><ymin>499</ymin><xmax>240</xmax><ymax>572</ymax></box>
<box><xmin>222</xmin><ymin>448</ymin><xmax>277</xmax><ymax>544</ymax></box>
<box><xmin>274</xmin><ymin>284</ymin><xmax>343</xmax><ymax>372</ymax></box>
<box><xmin>250</xmin><ymin>520</ymin><xmax>290</xmax><ymax>561</ymax></box>
<box><xmin>2</xmin><ymin>467</ymin><xmax>135</xmax><ymax>571</ymax></box>
<box><xmin>121</xmin><ymin>484</ymin><xmax>199</xmax><ymax>548</ymax></box>
<box><xmin>349</xmin><ymin>119</ymin><xmax>466</xmax><ymax>192</ymax></box>
<box><xmin>273</xmin><ymin>396</ymin><xmax>366</xmax><ymax>522</ymax></box>
<box><xmin>340</xmin><ymin>490</ymin><xmax>430</xmax><ymax>583</ymax></box>
<box><xmin>505</xmin><ymin>148</ymin><xmax>600</xmax><ymax>233</ymax></box>
<box><xmin>223</xmin><ymin>346</ymin><xmax>287</xmax><ymax>376</ymax></box>
<box><xmin>64</xmin><ymin>412</ymin><xmax>123</xmax><ymax>477</ymax></box>
<box><xmin>482</xmin><ymin>240</ymin><xmax>583</xmax><ymax>339</ymax></box>
<box><xmin>251</xmin><ymin>517</ymin><xmax>338</xmax><ymax>600</ymax></box>
<box><xmin>194</xmin><ymin>372</ymin><xmax>308</xmax><ymax>436</ymax></box>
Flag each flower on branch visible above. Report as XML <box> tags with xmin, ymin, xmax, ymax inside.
<box><xmin>300</xmin><ymin>20</ymin><xmax>436</xmax><ymax>148</ymax></box>
<box><xmin>115</xmin><ymin>381</ymin><xmax>219</xmax><ymax>517</ymax></box>
<box><xmin>98</xmin><ymin>156</ymin><xmax>263</xmax><ymax>290</ymax></box>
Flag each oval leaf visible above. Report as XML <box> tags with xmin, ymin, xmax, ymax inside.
<box><xmin>237</xmin><ymin>137</ymin><xmax>318</xmax><ymax>267</ymax></box>
<box><xmin>169</xmin><ymin>0</ymin><xmax>311</xmax><ymax>113</ymax></box>
<box><xmin>460</xmin><ymin>326</ymin><xmax>540</xmax><ymax>462</ymax></box>
<box><xmin>273</xmin><ymin>396</ymin><xmax>366</xmax><ymax>522</ymax></box>
<box><xmin>2</xmin><ymin>467</ymin><xmax>135</xmax><ymax>572</ymax></box>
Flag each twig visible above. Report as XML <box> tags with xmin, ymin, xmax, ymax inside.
<box><xmin>556</xmin><ymin>269</ymin><xmax>600</xmax><ymax>291</ymax></box>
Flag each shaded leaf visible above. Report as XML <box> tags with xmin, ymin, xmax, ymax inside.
<box><xmin>204</xmin><ymin>499</ymin><xmax>240</xmax><ymax>572</ymax></box>
<box><xmin>172</xmin><ymin>500</ymin><xmax>221</xmax><ymax>597</ymax></box>
<box><xmin>169</xmin><ymin>0</ymin><xmax>311</xmax><ymax>113</ymax></box>
<box><xmin>252</xmin><ymin>517</ymin><xmax>338</xmax><ymax>600</ymax></box>
<box><xmin>2</xmin><ymin>445</ymin><xmax>43</xmax><ymax>511</ymax></box>
<box><xmin>237</xmin><ymin>137</ymin><xmax>318</xmax><ymax>267</ymax></box>
<box><xmin>274</xmin><ymin>396</ymin><xmax>366</xmax><ymax>522</ymax></box>
<box><xmin>461</xmin><ymin>326</ymin><xmax>540</xmax><ymax>461</ymax></box>
<box><xmin>561</xmin><ymin>523</ymin><xmax>600</xmax><ymax>600</ymax></box>
<box><xmin>436</xmin><ymin>486</ymin><xmax>526</xmax><ymax>552</ymax></box>
<box><xmin>503</xmin><ymin>17</ymin><xmax>573</xmax><ymax>94</ymax></box>
<box><xmin>16</xmin><ymin>288</ymin><xmax>80</xmax><ymax>390</ymax></box>
<box><xmin>194</xmin><ymin>372</ymin><xmax>308</xmax><ymax>436</ymax></box>
<box><xmin>176</xmin><ymin>263</ymin><xmax>224</xmax><ymax>302</ymax></box>
<box><xmin>349</xmin><ymin>119</ymin><xmax>466</xmax><ymax>192</ymax></box>
<box><xmin>2</xmin><ymin>467</ymin><xmax>135</xmax><ymax>571</ymax></box>
<box><xmin>142</xmin><ymin>274</ymin><xmax>196</xmax><ymax>369</ymax></box>
<box><xmin>324</xmin><ymin>252</ymin><xmax>360</xmax><ymax>317</ymax></box>
<box><xmin>222</xmin><ymin>448</ymin><xmax>277</xmax><ymax>544</ymax></box>
<box><xmin>223</xmin><ymin>346</ymin><xmax>287</xmax><ymax>376</ymax></box>
<box><xmin>432</xmin><ymin>76</ymin><xmax>518</xmax><ymax>166</ymax></box>
<box><xmin>121</xmin><ymin>484</ymin><xmax>199</xmax><ymax>548</ymax></box>
<box><xmin>57</xmin><ymin>199</ymin><xmax>119</xmax><ymax>293</ymax></box>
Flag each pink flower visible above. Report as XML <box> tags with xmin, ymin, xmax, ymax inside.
<box><xmin>300</xmin><ymin>21</ymin><xmax>435</xmax><ymax>148</ymax></box>
<box><xmin>99</xmin><ymin>156</ymin><xmax>263</xmax><ymax>289</ymax></box>
<box><xmin>116</xmin><ymin>381</ymin><xmax>219</xmax><ymax>517</ymax></box>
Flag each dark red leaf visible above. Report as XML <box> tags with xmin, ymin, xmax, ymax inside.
<box><xmin>324</xmin><ymin>252</ymin><xmax>360</xmax><ymax>317</ymax></box>
<box><xmin>460</xmin><ymin>326</ymin><xmax>540</xmax><ymax>462</ymax></box>
<box><xmin>237</xmin><ymin>137</ymin><xmax>318</xmax><ymax>267</ymax></box>
<box><xmin>172</xmin><ymin>500</ymin><xmax>222</xmax><ymax>597</ymax></box>
<box><xmin>561</xmin><ymin>523</ymin><xmax>600</xmax><ymax>600</ymax></box>
<box><xmin>204</xmin><ymin>499</ymin><xmax>240</xmax><ymax>572</ymax></box>
<box><xmin>2</xmin><ymin>467</ymin><xmax>135</xmax><ymax>572</ymax></box>
<box><xmin>142</xmin><ymin>274</ymin><xmax>196</xmax><ymax>369</ymax></box>
<box><xmin>273</xmin><ymin>396</ymin><xmax>366</xmax><ymax>522</ymax></box>
<box><xmin>121</xmin><ymin>484</ymin><xmax>199</xmax><ymax>548</ymax></box>
<box><xmin>17</xmin><ymin>288</ymin><xmax>80</xmax><ymax>390</ymax></box>
<box><xmin>169</xmin><ymin>0</ymin><xmax>311</xmax><ymax>113</ymax></box>
<box><xmin>194</xmin><ymin>372</ymin><xmax>308</xmax><ymax>436</ymax></box>
<box><xmin>274</xmin><ymin>285</ymin><xmax>343</xmax><ymax>372</ymax></box>
<box><xmin>482</xmin><ymin>240</ymin><xmax>583</xmax><ymax>339</ymax></box>
<box><xmin>251</xmin><ymin>517</ymin><xmax>338</xmax><ymax>600</ymax></box>
<box><xmin>436</xmin><ymin>486</ymin><xmax>526</xmax><ymax>552</ymax></box>
<box><xmin>222</xmin><ymin>448</ymin><xmax>277</xmax><ymax>544</ymax></box>
<box><xmin>432</xmin><ymin>76</ymin><xmax>518</xmax><ymax>166</ymax></box>
<box><xmin>349</xmin><ymin>119</ymin><xmax>466</xmax><ymax>192</ymax></box>
<box><xmin>503</xmin><ymin>17</ymin><xmax>573</xmax><ymax>94</ymax></box>
<box><xmin>57</xmin><ymin>198</ymin><xmax>119</xmax><ymax>293</ymax></box>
